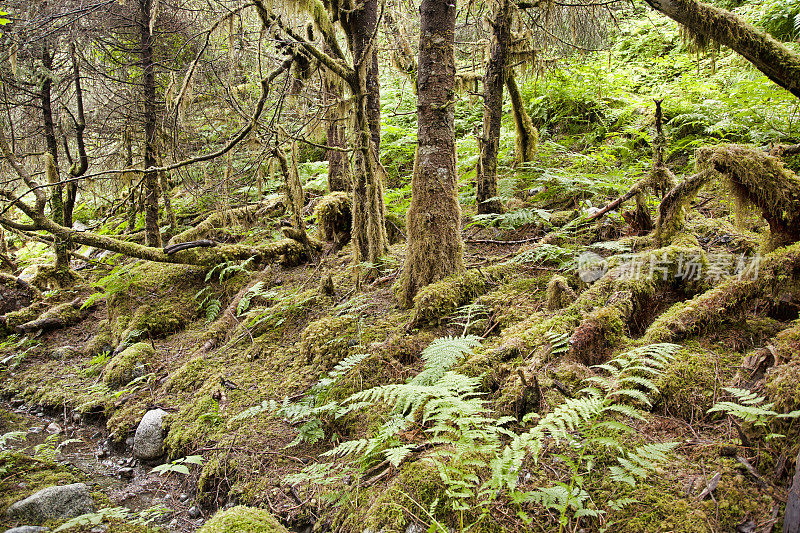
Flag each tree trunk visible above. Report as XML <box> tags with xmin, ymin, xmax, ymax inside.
<box><xmin>139</xmin><ymin>0</ymin><xmax>162</xmax><ymax>248</ymax></box>
<box><xmin>324</xmin><ymin>76</ymin><xmax>350</xmax><ymax>192</ymax></box>
<box><xmin>476</xmin><ymin>0</ymin><xmax>511</xmax><ymax>215</ymax></box>
<box><xmin>343</xmin><ymin>0</ymin><xmax>388</xmax><ymax>273</ymax></box>
<box><xmin>643</xmin><ymin>0</ymin><xmax>800</xmax><ymax>98</ymax></box>
<box><xmin>398</xmin><ymin>0</ymin><xmax>463</xmax><ymax>306</ymax></box>
<box><xmin>40</xmin><ymin>42</ymin><xmax>71</xmax><ymax>274</ymax></box>
<box><xmin>506</xmin><ymin>74</ymin><xmax>537</xmax><ymax>163</ymax></box>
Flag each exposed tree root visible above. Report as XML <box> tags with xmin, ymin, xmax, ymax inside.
<box><xmin>545</xmin><ymin>275</ymin><xmax>576</xmax><ymax>311</ymax></box>
<box><xmin>314</xmin><ymin>192</ymin><xmax>352</xmax><ymax>248</ymax></box>
<box><xmin>14</xmin><ymin>297</ymin><xmax>94</xmax><ymax>334</ymax></box>
<box><xmin>644</xmin><ymin>240</ymin><xmax>800</xmax><ymax>343</ymax></box>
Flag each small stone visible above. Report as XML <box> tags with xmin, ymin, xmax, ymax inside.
<box><xmin>95</xmin><ymin>447</ymin><xmax>108</xmax><ymax>459</ymax></box>
<box><xmin>28</xmin><ymin>427</ymin><xmax>41</xmax><ymax>435</ymax></box>
<box><xmin>187</xmin><ymin>506</ymin><xmax>201</xmax><ymax>519</ymax></box>
<box><xmin>168</xmin><ymin>519</ymin><xmax>178</xmax><ymax>529</ymax></box>
<box><xmin>125</xmin><ymin>436</ymin><xmax>135</xmax><ymax>448</ymax></box>
<box><xmin>45</xmin><ymin>423</ymin><xmax>61</xmax><ymax>434</ymax></box>
<box><xmin>71</xmin><ymin>413</ymin><xmax>81</xmax><ymax>424</ymax></box>
<box><xmin>178</xmin><ymin>493</ymin><xmax>189</xmax><ymax>503</ymax></box>
<box><xmin>118</xmin><ymin>467</ymin><xmax>134</xmax><ymax>480</ymax></box>
<box><xmin>405</xmin><ymin>523</ymin><xmax>425</xmax><ymax>533</ymax></box>
<box><xmin>133</xmin><ymin>409</ymin><xmax>167</xmax><ymax>461</ymax></box>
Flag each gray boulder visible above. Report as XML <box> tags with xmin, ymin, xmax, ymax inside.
<box><xmin>133</xmin><ymin>409</ymin><xmax>167</xmax><ymax>460</ymax></box>
<box><xmin>6</xmin><ymin>483</ymin><xmax>94</xmax><ymax>523</ymax></box>
<box><xmin>4</xmin><ymin>527</ymin><xmax>50</xmax><ymax>533</ymax></box>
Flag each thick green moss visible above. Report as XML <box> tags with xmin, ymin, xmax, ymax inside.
<box><xmin>101</xmin><ymin>342</ymin><xmax>155</xmax><ymax>388</ymax></box>
<box><xmin>299</xmin><ymin>315</ymin><xmax>356</xmax><ymax>369</ymax></box>
<box><xmin>198</xmin><ymin>505</ymin><xmax>288</xmax><ymax>533</ymax></box>
<box><xmin>0</xmin><ymin>452</ymin><xmax>82</xmax><ymax>519</ymax></box>
<box><xmin>106</xmin><ymin>262</ymin><xmax>204</xmax><ymax>344</ymax></box>
<box><xmin>656</xmin><ymin>347</ymin><xmax>719</xmax><ymax>421</ymax></box>
<box><xmin>410</xmin><ymin>263</ymin><xmax>516</xmax><ymax>327</ymax></box>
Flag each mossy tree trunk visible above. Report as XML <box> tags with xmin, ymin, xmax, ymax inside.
<box><xmin>476</xmin><ymin>0</ymin><xmax>511</xmax><ymax>215</ymax></box>
<box><xmin>398</xmin><ymin>0</ymin><xmax>464</xmax><ymax>306</ymax></box>
<box><xmin>643</xmin><ymin>0</ymin><xmax>800</xmax><ymax>98</ymax></box>
<box><xmin>342</xmin><ymin>0</ymin><xmax>388</xmax><ymax>272</ymax></box>
<box><xmin>324</xmin><ymin>76</ymin><xmax>350</xmax><ymax>192</ymax></box>
<box><xmin>139</xmin><ymin>0</ymin><xmax>162</xmax><ymax>248</ymax></box>
<box><xmin>506</xmin><ymin>74</ymin><xmax>536</xmax><ymax>163</ymax></box>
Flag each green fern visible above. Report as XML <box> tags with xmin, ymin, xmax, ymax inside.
<box><xmin>546</xmin><ymin>331</ymin><xmax>570</xmax><ymax>357</ymax></box>
<box><xmin>708</xmin><ymin>386</ymin><xmax>800</xmax><ymax>439</ymax></box>
<box><xmin>506</xmin><ymin>244</ymin><xmax>572</xmax><ymax>266</ymax></box>
<box><xmin>236</xmin><ymin>281</ymin><xmax>277</xmax><ymax>316</ymax></box>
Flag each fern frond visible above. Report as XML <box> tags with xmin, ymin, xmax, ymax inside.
<box><xmin>411</xmin><ymin>335</ymin><xmax>481</xmax><ymax>386</ymax></box>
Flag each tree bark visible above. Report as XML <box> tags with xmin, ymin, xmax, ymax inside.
<box><xmin>324</xmin><ymin>75</ymin><xmax>350</xmax><ymax>192</ymax></box>
<box><xmin>40</xmin><ymin>42</ymin><xmax>71</xmax><ymax>274</ymax></box>
<box><xmin>477</xmin><ymin>0</ymin><xmax>511</xmax><ymax>215</ymax></box>
<box><xmin>343</xmin><ymin>0</ymin><xmax>388</xmax><ymax>273</ymax></box>
<box><xmin>398</xmin><ymin>0</ymin><xmax>464</xmax><ymax>306</ymax></box>
<box><xmin>139</xmin><ymin>0</ymin><xmax>162</xmax><ymax>248</ymax></box>
<box><xmin>643</xmin><ymin>0</ymin><xmax>800</xmax><ymax>98</ymax></box>
<box><xmin>506</xmin><ymin>74</ymin><xmax>536</xmax><ymax>163</ymax></box>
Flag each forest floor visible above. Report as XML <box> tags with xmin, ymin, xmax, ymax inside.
<box><xmin>2</xmin><ymin>11</ymin><xmax>800</xmax><ymax>533</ymax></box>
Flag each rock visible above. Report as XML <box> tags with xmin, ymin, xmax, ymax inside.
<box><xmin>51</xmin><ymin>346</ymin><xmax>80</xmax><ymax>360</ymax></box>
<box><xmin>101</xmin><ymin>342</ymin><xmax>155</xmax><ymax>388</ymax></box>
<box><xmin>118</xmin><ymin>467</ymin><xmax>134</xmax><ymax>480</ymax></box>
<box><xmin>45</xmin><ymin>423</ymin><xmax>61</xmax><ymax>434</ymax></box>
<box><xmin>71</xmin><ymin>412</ymin><xmax>81</xmax><ymax>424</ymax></box>
<box><xmin>178</xmin><ymin>493</ymin><xmax>189</xmax><ymax>502</ymax></box>
<box><xmin>3</xmin><ymin>526</ymin><xmax>50</xmax><ymax>533</ymax></box>
<box><xmin>405</xmin><ymin>524</ymin><xmax>426</xmax><ymax>533</ymax></box>
<box><xmin>6</xmin><ymin>483</ymin><xmax>94</xmax><ymax>523</ymax></box>
<box><xmin>133</xmin><ymin>409</ymin><xmax>167</xmax><ymax>460</ymax></box>
<box><xmin>187</xmin><ymin>506</ymin><xmax>201</xmax><ymax>519</ymax></box>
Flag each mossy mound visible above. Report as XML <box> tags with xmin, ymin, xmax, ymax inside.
<box><xmin>409</xmin><ymin>263</ymin><xmax>516</xmax><ymax>327</ymax></box>
<box><xmin>313</xmin><ymin>192</ymin><xmax>351</xmax><ymax>242</ymax></box>
<box><xmin>299</xmin><ymin>315</ymin><xmax>357</xmax><ymax>368</ymax></box>
<box><xmin>656</xmin><ymin>347</ymin><xmax>727</xmax><ymax>421</ymax></box>
<box><xmin>685</xmin><ymin>216</ymin><xmax>761</xmax><ymax>255</ymax></box>
<box><xmin>82</xmin><ymin>327</ymin><xmax>114</xmax><ymax>356</ymax></box>
<box><xmin>101</xmin><ymin>342</ymin><xmax>155</xmax><ymax>388</ymax></box>
<box><xmin>106</xmin><ymin>262</ymin><xmax>204</xmax><ymax>345</ymax></box>
<box><xmin>339</xmin><ymin>460</ymin><xmax>445</xmax><ymax>533</ymax></box>
<box><xmin>0</xmin><ymin>452</ymin><xmax>82</xmax><ymax>520</ymax></box>
<box><xmin>198</xmin><ymin>505</ymin><xmax>288</xmax><ymax>533</ymax></box>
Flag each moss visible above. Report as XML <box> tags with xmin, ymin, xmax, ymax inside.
<box><xmin>340</xmin><ymin>459</ymin><xmax>445</xmax><ymax>533</ymax></box>
<box><xmin>696</xmin><ymin>145</ymin><xmax>800</xmax><ymax>251</ymax></box>
<box><xmin>685</xmin><ymin>216</ymin><xmax>761</xmax><ymax>255</ymax></box>
<box><xmin>106</xmin><ymin>262</ymin><xmax>204</xmax><ymax>345</ymax></box>
<box><xmin>198</xmin><ymin>505</ymin><xmax>288</xmax><ymax>533</ymax></box>
<box><xmin>569</xmin><ymin>305</ymin><xmax>626</xmax><ymax>366</ymax></box>
<box><xmin>409</xmin><ymin>263</ymin><xmax>517</xmax><ymax>327</ymax></box>
<box><xmin>313</xmin><ymin>191</ymin><xmax>351</xmax><ymax>242</ymax></box>
<box><xmin>549</xmin><ymin>209</ymin><xmax>578</xmax><ymax>227</ymax></box>
<box><xmin>299</xmin><ymin>315</ymin><xmax>357</xmax><ymax>369</ymax></box>
<box><xmin>656</xmin><ymin>347</ymin><xmax>722</xmax><ymax>421</ymax></box>
<box><xmin>82</xmin><ymin>327</ymin><xmax>114</xmax><ymax>356</ymax></box>
<box><xmin>0</xmin><ymin>452</ymin><xmax>82</xmax><ymax>519</ymax></box>
<box><xmin>545</xmin><ymin>275</ymin><xmax>576</xmax><ymax>311</ymax></box>
<box><xmin>101</xmin><ymin>342</ymin><xmax>155</xmax><ymax>388</ymax></box>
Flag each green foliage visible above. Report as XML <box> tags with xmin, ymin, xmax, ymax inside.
<box><xmin>233</xmin><ymin>351</ymin><xmax>371</xmax><ymax>447</ymax></box>
<box><xmin>237</xmin><ymin>281</ymin><xmax>277</xmax><ymax>316</ymax></box>
<box><xmin>0</xmin><ymin>430</ymin><xmax>26</xmax><ymax>450</ymax></box>
<box><xmin>468</xmin><ymin>208</ymin><xmax>552</xmax><ymax>230</ymax></box>
<box><xmin>53</xmin><ymin>504</ymin><xmax>172</xmax><ymax>531</ymax></box>
<box><xmin>194</xmin><ymin>287</ymin><xmax>223</xmax><ymax>323</ymax></box>
<box><xmin>82</xmin><ymin>263</ymin><xmax>134</xmax><ymax>310</ymax></box>
<box><xmin>316</xmin><ymin>338</ymin><xmax>680</xmax><ymax>529</ymax></box>
<box><xmin>151</xmin><ymin>454</ymin><xmax>204</xmax><ymax>476</ymax></box>
<box><xmin>708</xmin><ymin>387</ymin><xmax>800</xmax><ymax>440</ymax></box>
<box><xmin>547</xmin><ymin>331</ymin><xmax>570</xmax><ymax>357</ymax></box>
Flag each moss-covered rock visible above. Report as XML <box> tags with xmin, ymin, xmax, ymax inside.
<box><xmin>106</xmin><ymin>262</ymin><xmax>203</xmax><ymax>345</ymax></box>
<box><xmin>299</xmin><ymin>315</ymin><xmax>356</xmax><ymax>368</ymax></box>
<box><xmin>101</xmin><ymin>342</ymin><xmax>155</xmax><ymax>388</ymax></box>
<box><xmin>313</xmin><ymin>191</ymin><xmax>351</xmax><ymax>242</ymax></box>
<box><xmin>198</xmin><ymin>505</ymin><xmax>288</xmax><ymax>533</ymax></box>
<box><xmin>656</xmin><ymin>347</ymin><xmax>721</xmax><ymax>421</ymax></box>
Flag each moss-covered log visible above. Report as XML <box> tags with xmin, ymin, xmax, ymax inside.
<box><xmin>696</xmin><ymin>145</ymin><xmax>800</xmax><ymax>251</ymax></box>
<box><xmin>314</xmin><ymin>191</ymin><xmax>352</xmax><ymax>245</ymax></box>
<box><xmin>167</xmin><ymin>199</ymin><xmax>284</xmax><ymax>246</ymax></box>
<box><xmin>644</xmin><ymin>240</ymin><xmax>800</xmax><ymax>342</ymax></box>
<box><xmin>643</xmin><ymin>0</ymin><xmax>800</xmax><ymax>98</ymax></box>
